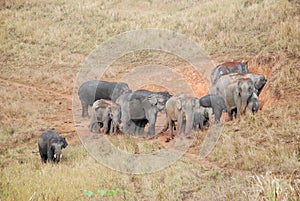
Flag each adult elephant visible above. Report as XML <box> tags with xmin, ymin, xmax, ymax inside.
<box><xmin>210</xmin><ymin>61</ymin><xmax>248</xmax><ymax>85</ymax></box>
<box><xmin>78</xmin><ymin>80</ymin><xmax>131</xmax><ymax>117</ymax></box>
<box><xmin>211</xmin><ymin>78</ymin><xmax>255</xmax><ymax>120</ymax></box>
<box><xmin>116</xmin><ymin>91</ymin><xmax>169</xmax><ymax>138</ymax></box>
<box><xmin>209</xmin><ymin>73</ymin><xmax>267</xmax><ymax>97</ymax></box>
<box><xmin>125</xmin><ymin>89</ymin><xmax>172</xmax><ymax>135</ymax></box>
<box><xmin>165</xmin><ymin>93</ymin><xmax>197</xmax><ymax>142</ymax></box>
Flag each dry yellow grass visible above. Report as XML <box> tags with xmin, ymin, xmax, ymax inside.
<box><xmin>0</xmin><ymin>0</ymin><xmax>299</xmax><ymax>200</ymax></box>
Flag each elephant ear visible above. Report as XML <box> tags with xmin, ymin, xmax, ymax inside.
<box><xmin>176</xmin><ymin>98</ymin><xmax>182</xmax><ymax>110</ymax></box>
<box><xmin>129</xmin><ymin>99</ymin><xmax>145</xmax><ymax>119</ymax></box>
<box><xmin>148</xmin><ymin>94</ymin><xmax>157</xmax><ymax>106</ymax></box>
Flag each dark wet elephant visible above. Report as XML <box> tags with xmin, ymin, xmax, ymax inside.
<box><xmin>210</xmin><ymin>61</ymin><xmax>248</xmax><ymax>84</ymax></box>
<box><xmin>38</xmin><ymin>130</ymin><xmax>68</xmax><ymax>163</ymax></box>
<box><xmin>165</xmin><ymin>93</ymin><xmax>197</xmax><ymax>142</ymax></box>
<box><xmin>78</xmin><ymin>80</ymin><xmax>131</xmax><ymax>117</ymax></box>
<box><xmin>199</xmin><ymin>94</ymin><xmax>227</xmax><ymax>123</ymax></box>
<box><xmin>116</xmin><ymin>91</ymin><xmax>169</xmax><ymax>138</ymax></box>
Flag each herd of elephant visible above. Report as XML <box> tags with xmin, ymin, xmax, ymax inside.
<box><xmin>37</xmin><ymin>61</ymin><xmax>268</xmax><ymax>163</ymax></box>
<box><xmin>78</xmin><ymin>61</ymin><xmax>267</xmax><ymax>142</ymax></box>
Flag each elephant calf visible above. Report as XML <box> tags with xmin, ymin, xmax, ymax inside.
<box><xmin>193</xmin><ymin>106</ymin><xmax>211</xmax><ymax>131</ymax></box>
<box><xmin>165</xmin><ymin>93</ymin><xmax>198</xmax><ymax>142</ymax></box>
<box><xmin>38</xmin><ymin>130</ymin><xmax>68</xmax><ymax>163</ymax></box>
<box><xmin>89</xmin><ymin>99</ymin><xmax>121</xmax><ymax>134</ymax></box>
<box><xmin>199</xmin><ymin>94</ymin><xmax>227</xmax><ymax>123</ymax></box>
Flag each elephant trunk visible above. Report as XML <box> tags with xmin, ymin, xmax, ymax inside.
<box><xmin>54</xmin><ymin>149</ymin><xmax>62</xmax><ymax>163</ymax></box>
<box><xmin>239</xmin><ymin>92</ymin><xmax>250</xmax><ymax>115</ymax></box>
<box><xmin>184</xmin><ymin>113</ymin><xmax>194</xmax><ymax>136</ymax></box>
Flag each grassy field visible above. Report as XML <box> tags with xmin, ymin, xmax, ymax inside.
<box><xmin>0</xmin><ymin>0</ymin><xmax>300</xmax><ymax>200</ymax></box>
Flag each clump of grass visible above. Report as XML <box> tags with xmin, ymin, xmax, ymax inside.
<box><xmin>207</xmin><ymin>103</ymin><xmax>300</xmax><ymax>173</ymax></box>
<box><xmin>248</xmin><ymin>171</ymin><xmax>300</xmax><ymax>200</ymax></box>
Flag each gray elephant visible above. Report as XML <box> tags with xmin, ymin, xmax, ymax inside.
<box><xmin>210</xmin><ymin>73</ymin><xmax>267</xmax><ymax>97</ymax></box>
<box><xmin>38</xmin><ymin>130</ymin><xmax>68</xmax><ymax>163</ymax></box>
<box><xmin>211</xmin><ymin>78</ymin><xmax>255</xmax><ymax>120</ymax></box>
<box><xmin>78</xmin><ymin>80</ymin><xmax>131</xmax><ymax>117</ymax></box>
<box><xmin>89</xmin><ymin>99</ymin><xmax>121</xmax><ymax>134</ymax></box>
<box><xmin>199</xmin><ymin>94</ymin><xmax>227</xmax><ymax>123</ymax></box>
<box><xmin>116</xmin><ymin>91</ymin><xmax>168</xmax><ymax>138</ymax></box>
<box><xmin>165</xmin><ymin>93</ymin><xmax>197</xmax><ymax>142</ymax></box>
<box><xmin>210</xmin><ymin>61</ymin><xmax>248</xmax><ymax>84</ymax></box>
<box><xmin>193</xmin><ymin>105</ymin><xmax>211</xmax><ymax>131</ymax></box>
<box><xmin>126</xmin><ymin>89</ymin><xmax>172</xmax><ymax>134</ymax></box>
<box><xmin>232</xmin><ymin>92</ymin><xmax>260</xmax><ymax>118</ymax></box>
<box><xmin>247</xmin><ymin>92</ymin><xmax>260</xmax><ymax>114</ymax></box>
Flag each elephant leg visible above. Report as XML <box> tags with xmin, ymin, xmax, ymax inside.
<box><xmin>227</xmin><ymin>109</ymin><xmax>233</xmax><ymax>121</ymax></box>
<box><xmin>47</xmin><ymin>148</ymin><xmax>54</xmax><ymax>163</ymax></box>
<box><xmin>128</xmin><ymin>120</ymin><xmax>137</xmax><ymax>135</ymax></box>
<box><xmin>236</xmin><ymin>98</ymin><xmax>244</xmax><ymax>118</ymax></box>
<box><xmin>122</xmin><ymin>119</ymin><xmax>130</xmax><ymax>135</ymax></box>
<box><xmin>166</xmin><ymin>119</ymin><xmax>174</xmax><ymax>142</ymax></box>
<box><xmin>109</xmin><ymin>121</ymin><xmax>114</xmax><ymax>135</ymax></box>
<box><xmin>103</xmin><ymin>120</ymin><xmax>110</xmax><ymax>134</ymax></box>
<box><xmin>146</xmin><ymin>111</ymin><xmax>157</xmax><ymax>138</ymax></box>
<box><xmin>199</xmin><ymin>119</ymin><xmax>204</xmax><ymax>131</ymax></box>
<box><xmin>159</xmin><ymin>119</ymin><xmax>169</xmax><ymax>133</ymax></box>
<box><xmin>177</xmin><ymin>115</ymin><xmax>184</xmax><ymax>136</ymax></box>
<box><xmin>140</xmin><ymin>120</ymin><xmax>147</xmax><ymax>135</ymax></box>
<box><xmin>81</xmin><ymin>100</ymin><xmax>89</xmax><ymax>118</ymax></box>
<box><xmin>89</xmin><ymin>121</ymin><xmax>95</xmax><ymax>132</ymax></box>
<box><xmin>41</xmin><ymin>154</ymin><xmax>47</xmax><ymax>163</ymax></box>
<box><xmin>214</xmin><ymin>109</ymin><xmax>221</xmax><ymax>123</ymax></box>
<box><xmin>147</xmin><ymin>120</ymin><xmax>156</xmax><ymax>138</ymax></box>
<box><xmin>95</xmin><ymin>122</ymin><xmax>102</xmax><ymax>133</ymax></box>
<box><xmin>130</xmin><ymin>120</ymin><xmax>140</xmax><ymax>135</ymax></box>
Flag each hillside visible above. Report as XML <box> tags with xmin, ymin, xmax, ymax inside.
<box><xmin>0</xmin><ymin>0</ymin><xmax>299</xmax><ymax>200</ymax></box>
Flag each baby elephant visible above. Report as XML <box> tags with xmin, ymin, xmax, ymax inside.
<box><xmin>89</xmin><ymin>99</ymin><xmax>121</xmax><ymax>134</ymax></box>
<box><xmin>193</xmin><ymin>106</ymin><xmax>211</xmax><ymax>131</ymax></box>
<box><xmin>38</xmin><ymin>130</ymin><xmax>68</xmax><ymax>163</ymax></box>
<box><xmin>199</xmin><ymin>94</ymin><xmax>226</xmax><ymax>123</ymax></box>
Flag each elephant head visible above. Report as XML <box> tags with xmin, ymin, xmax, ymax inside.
<box><xmin>51</xmin><ymin>137</ymin><xmax>67</xmax><ymax>163</ymax></box>
<box><xmin>147</xmin><ymin>94</ymin><xmax>167</xmax><ymax>112</ymax></box>
<box><xmin>247</xmin><ymin>92</ymin><xmax>260</xmax><ymax>114</ymax></box>
<box><xmin>176</xmin><ymin>94</ymin><xmax>197</xmax><ymax>136</ymax></box>
<box><xmin>253</xmin><ymin>75</ymin><xmax>267</xmax><ymax>96</ymax></box>
<box><xmin>236</xmin><ymin>78</ymin><xmax>255</xmax><ymax>116</ymax></box>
